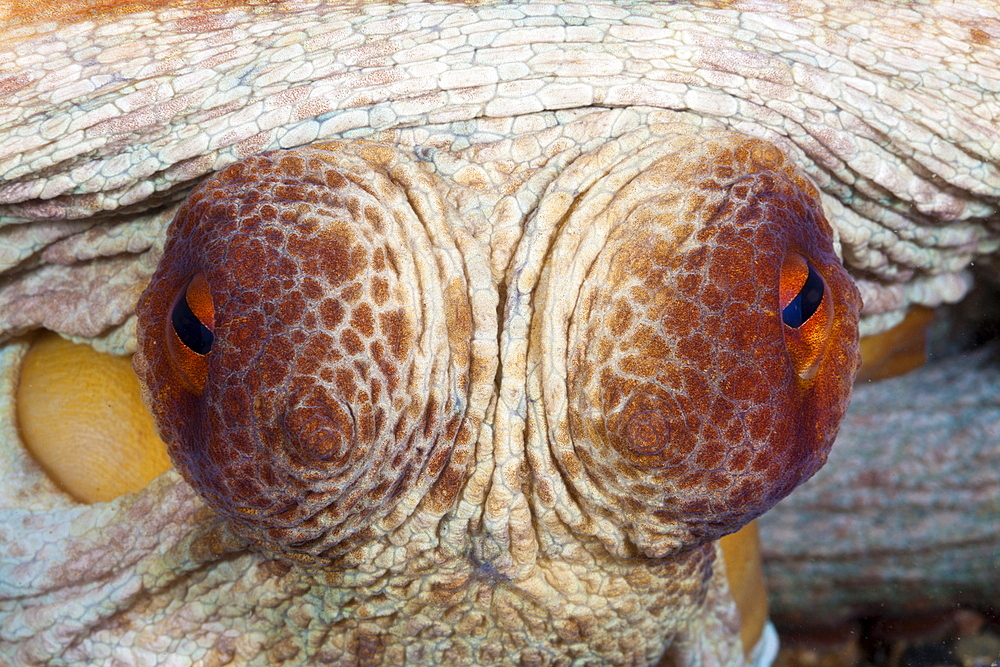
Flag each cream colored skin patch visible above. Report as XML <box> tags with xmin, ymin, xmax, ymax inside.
<box><xmin>16</xmin><ymin>331</ymin><xmax>170</xmax><ymax>504</ymax></box>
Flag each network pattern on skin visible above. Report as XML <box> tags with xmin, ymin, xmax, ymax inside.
<box><xmin>0</xmin><ymin>1</ymin><xmax>997</xmax><ymax>665</ymax></box>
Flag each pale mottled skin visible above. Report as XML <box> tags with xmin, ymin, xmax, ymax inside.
<box><xmin>0</xmin><ymin>1</ymin><xmax>998</xmax><ymax>665</ymax></box>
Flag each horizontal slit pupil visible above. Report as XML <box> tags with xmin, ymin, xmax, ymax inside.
<box><xmin>782</xmin><ymin>261</ymin><xmax>824</xmax><ymax>328</ymax></box>
<box><xmin>172</xmin><ymin>292</ymin><xmax>214</xmax><ymax>355</ymax></box>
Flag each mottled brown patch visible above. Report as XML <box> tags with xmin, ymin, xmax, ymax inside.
<box><xmin>317</xmin><ymin>233</ymin><xmax>366</xmax><ymax>286</ymax></box>
<box><xmin>350</xmin><ymin>303</ymin><xmax>375</xmax><ymax>338</ymax></box>
<box><xmin>370</xmin><ymin>275</ymin><xmax>389</xmax><ymax>306</ymax></box>
<box><xmin>609</xmin><ymin>299</ymin><xmax>633</xmax><ymax>337</ymax></box>
<box><xmin>0</xmin><ymin>72</ymin><xmax>32</xmax><ymax>95</ymax></box>
<box><xmin>319</xmin><ymin>298</ymin><xmax>345</xmax><ymax>328</ymax></box>
<box><xmin>362</xmin><ymin>204</ymin><xmax>386</xmax><ymax>233</ymax></box>
<box><xmin>971</xmin><ymin>27</ymin><xmax>991</xmax><ymax>45</ymax></box>
<box><xmin>380</xmin><ymin>309</ymin><xmax>412</xmax><ymax>360</ymax></box>
<box><xmin>371</xmin><ymin>246</ymin><xmax>387</xmax><ymax>271</ymax></box>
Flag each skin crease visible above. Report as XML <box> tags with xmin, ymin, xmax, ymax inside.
<box><xmin>0</xmin><ymin>1</ymin><xmax>997</xmax><ymax>665</ymax></box>
<box><xmin>127</xmin><ymin>134</ymin><xmax>860</xmax><ymax>664</ymax></box>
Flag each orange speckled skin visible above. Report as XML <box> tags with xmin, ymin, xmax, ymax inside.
<box><xmin>555</xmin><ymin>138</ymin><xmax>862</xmax><ymax>557</ymax></box>
<box><xmin>135</xmin><ymin>132</ymin><xmax>861</xmax><ymax>570</ymax></box>
<box><xmin>134</xmin><ymin>144</ymin><xmax>475</xmax><ymax>565</ymax></box>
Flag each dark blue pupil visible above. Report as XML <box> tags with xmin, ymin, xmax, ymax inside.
<box><xmin>782</xmin><ymin>262</ymin><xmax>824</xmax><ymax>328</ymax></box>
<box><xmin>171</xmin><ymin>291</ymin><xmax>214</xmax><ymax>355</ymax></box>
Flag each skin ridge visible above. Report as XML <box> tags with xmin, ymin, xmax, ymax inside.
<box><xmin>0</xmin><ymin>0</ymin><xmax>997</xmax><ymax>342</ymax></box>
<box><xmin>0</xmin><ymin>1</ymin><xmax>996</xmax><ymax>665</ymax></box>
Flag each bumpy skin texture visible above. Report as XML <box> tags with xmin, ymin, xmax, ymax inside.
<box><xmin>0</xmin><ymin>1</ymin><xmax>997</xmax><ymax>665</ymax></box>
<box><xmin>125</xmin><ymin>132</ymin><xmax>860</xmax><ymax>664</ymax></box>
<box><xmin>524</xmin><ymin>135</ymin><xmax>860</xmax><ymax>559</ymax></box>
<box><xmin>134</xmin><ymin>145</ymin><xmax>483</xmax><ymax>566</ymax></box>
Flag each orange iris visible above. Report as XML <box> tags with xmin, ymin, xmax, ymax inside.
<box><xmin>165</xmin><ymin>272</ymin><xmax>215</xmax><ymax>394</ymax></box>
<box><xmin>779</xmin><ymin>251</ymin><xmax>834</xmax><ymax>380</ymax></box>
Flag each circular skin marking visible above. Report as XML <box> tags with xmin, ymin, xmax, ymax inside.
<box><xmin>134</xmin><ymin>144</ymin><xmax>473</xmax><ymax>566</ymax></box>
<box><xmin>536</xmin><ymin>132</ymin><xmax>862</xmax><ymax>559</ymax></box>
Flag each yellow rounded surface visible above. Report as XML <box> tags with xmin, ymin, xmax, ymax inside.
<box><xmin>720</xmin><ymin>520</ymin><xmax>769</xmax><ymax>658</ymax></box>
<box><xmin>16</xmin><ymin>331</ymin><xmax>170</xmax><ymax>503</ymax></box>
<box><xmin>857</xmin><ymin>306</ymin><xmax>935</xmax><ymax>383</ymax></box>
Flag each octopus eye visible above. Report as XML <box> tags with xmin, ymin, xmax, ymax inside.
<box><xmin>781</xmin><ymin>258</ymin><xmax>823</xmax><ymax>328</ymax></box>
<box><xmin>165</xmin><ymin>272</ymin><xmax>214</xmax><ymax>394</ymax></box>
<box><xmin>779</xmin><ymin>251</ymin><xmax>834</xmax><ymax>379</ymax></box>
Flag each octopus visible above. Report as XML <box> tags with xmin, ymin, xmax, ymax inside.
<box><xmin>0</xmin><ymin>0</ymin><xmax>997</xmax><ymax>665</ymax></box>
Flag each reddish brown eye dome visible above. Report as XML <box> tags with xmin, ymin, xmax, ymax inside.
<box><xmin>529</xmin><ymin>131</ymin><xmax>862</xmax><ymax>559</ymax></box>
<box><xmin>132</xmin><ymin>141</ymin><xmax>480</xmax><ymax>567</ymax></box>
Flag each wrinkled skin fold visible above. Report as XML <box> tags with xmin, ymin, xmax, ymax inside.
<box><xmin>0</xmin><ymin>1</ymin><xmax>998</xmax><ymax>665</ymax></box>
<box><xmin>126</xmin><ymin>131</ymin><xmax>860</xmax><ymax>663</ymax></box>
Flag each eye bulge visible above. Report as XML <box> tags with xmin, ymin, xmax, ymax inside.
<box><xmin>538</xmin><ymin>134</ymin><xmax>862</xmax><ymax>558</ymax></box>
<box><xmin>133</xmin><ymin>143</ymin><xmax>477</xmax><ymax>565</ymax></box>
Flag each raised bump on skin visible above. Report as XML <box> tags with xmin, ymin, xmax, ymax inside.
<box><xmin>133</xmin><ymin>141</ymin><xmax>476</xmax><ymax>566</ymax></box>
<box><xmin>16</xmin><ymin>331</ymin><xmax>171</xmax><ymax>503</ymax></box>
<box><xmin>534</xmin><ymin>131</ymin><xmax>862</xmax><ymax>559</ymax></box>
